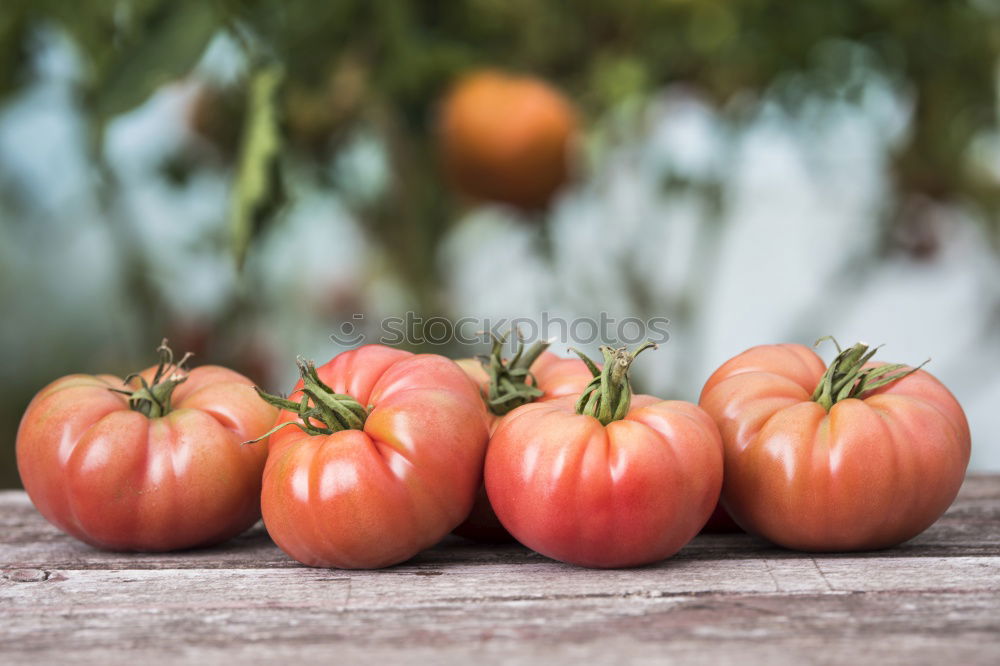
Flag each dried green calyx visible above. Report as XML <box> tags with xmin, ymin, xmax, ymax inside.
<box><xmin>111</xmin><ymin>339</ymin><xmax>192</xmax><ymax>419</ymax></box>
<box><xmin>478</xmin><ymin>331</ymin><xmax>551</xmax><ymax>416</ymax></box>
<box><xmin>573</xmin><ymin>341</ymin><xmax>657</xmax><ymax>425</ymax></box>
<box><xmin>811</xmin><ymin>337</ymin><xmax>928</xmax><ymax>411</ymax></box>
<box><xmin>245</xmin><ymin>357</ymin><xmax>369</xmax><ymax>444</ymax></box>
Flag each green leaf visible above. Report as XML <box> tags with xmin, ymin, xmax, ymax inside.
<box><xmin>89</xmin><ymin>0</ymin><xmax>220</xmax><ymax>123</ymax></box>
<box><xmin>229</xmin><ymin>62</ymin><xmax>285</xmax><ymax>268</ymax></box>
<box><xmin>0</xmin><ymin>4</ymin><xmax>30</xmax><ymax>102</ymax></box>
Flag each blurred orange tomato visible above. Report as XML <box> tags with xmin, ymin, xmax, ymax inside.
<box><xmin>438</xmin><ymin>69</ymin><xmax>578</xmax><ymax>210</ymax></box>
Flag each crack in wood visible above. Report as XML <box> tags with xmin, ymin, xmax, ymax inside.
<box><xmin>809</xmin><ymin>557</ymin><xmax>836</xmax><ymax>593</ymax></box>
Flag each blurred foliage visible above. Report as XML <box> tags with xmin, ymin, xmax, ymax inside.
<box><xmin>229</xmin><ymin>62</ymin><xmax>284</xmax><ymax>268</ymax></box>
<box><xmin>0</xmin><ymin>0</ymin><xmax>1000</xmax><ymax>264</ymax></box>
<box><xmin>2</xmin><ymin>0</ymin><xmax>998</xmax><ymax>305</ymax></box>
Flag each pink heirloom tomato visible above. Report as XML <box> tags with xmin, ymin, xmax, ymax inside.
<box><xmin>486</xmin><ymin>342</ymin><xmax>723</xmax><ymax>568</ymax></box>
<box><xmin>250</xmin><ymin>345</ymin><xmax>489</xmax><ymax>568</ymax></box>
<box><xmin>699</xmin><ymin>339</ymin><xmax>971</xmax><ymax>551</ymax></box>
<box><xmin>16</xmin><ymin>341</ymin><xmax>277</xmax><ymax>551</ymax></box>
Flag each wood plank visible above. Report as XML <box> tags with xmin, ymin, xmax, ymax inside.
<box><xmin>1</xmin><ymin>476</ymin><xmax>997</xmax><ymax>665</ymax></box>
<box><xmin>4</xmin><ymin>558</ymin><xmax>998</xmax><ymax>612</ymax></box>
<box><xmin>2</xmin><ymin>570</ymin><xmax>998</xmax><ymax>664</ymax></box>
<box><xmin>4</xmin><ymin>560</ymin><xmax>998</xmax><ymax>616</ymax></box>
<box><xmin>2</xmin><ymin>475</ymin><xmax>997</xmax><ymax>570</ymax></box>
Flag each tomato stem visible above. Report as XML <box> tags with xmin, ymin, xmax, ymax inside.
<box><xmin>478</xmin><ymin>330</ymin><xmax>550</xmax><ymax>416</ymax></box>
<box><xmin>109</xmin><ymin>339</ymin><xmax>192</xmax><ymax>418</ymax></box>
<box><xmin>572</xmin><ymin>341</ymin><xmax>656</xmax><ymax>425</ymax></box>
<box><xmin>244</xmin><ymin>357</ymin><xmax>369</xmax><ymax>444</ymax></box>
<box><xmin>811</xmin><ymin>338</ymin><xmax>929</xmax><ymax>411</ymax></box>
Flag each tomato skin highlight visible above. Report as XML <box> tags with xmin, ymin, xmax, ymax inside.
<box><xmin>452</xmin><ymin>351</ymin><xmax>597</xmax><ymax>543</ymax></box>
<box><xmin>260</xmin><ymin>346</ymin><xmax>489</xmax><ymax>568</ymax></box>
<box><xmin>485</xmin><ymin>395</ymin><xmax>723</xmax><ymax>568</ymax></box>
<box><xmin>16</xmin><ymin>366</ymin><xmax>276</xmax><ymax>552</ymax></box>
<box><xmin>699</xmin><ymin>343</ymin><xmax>971</xmax><ymax>552</ymax></box>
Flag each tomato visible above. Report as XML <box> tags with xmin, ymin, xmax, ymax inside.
<box><xmin>253</xmin><ymin>345</ymin><xmax>489</xmax><ymax>568</ymax></box>
<box><xmin>485</xmin><ymin>343</ymin><xmax>723</xmax><ymax>568</ymax></box>
<box><xmin>438</xmin><ymin>69</ymin><xmax>578</xmax><ymax>210</ymax></box>
<box><xmin>453</xmin><ymin>336</ymin><xmax>596</xmax><ymax>542</ymax></box>
<box><xmin>284</xmin><ymin>58</ymin><xmax>364</xmax><ymax>154</ymax></box>
<box><xmin>16</xmin><ymin>341</ymin><xmax>276</xmax><ymax>552</ymax></box>
<box><xmin>187</xmin><ymin>81</ymin><xmax>244</xmax><ymax>158</ymax></box>
<box><xmin>699</xmin><ymin>339</ymin><xmax>971</xmax><ymax>551</ymax></box>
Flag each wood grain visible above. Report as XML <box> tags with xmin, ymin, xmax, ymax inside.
<box><xmin>1</xmin><ymin>476</ymin><xmax>998</xmax><ymax>665</ymax></box>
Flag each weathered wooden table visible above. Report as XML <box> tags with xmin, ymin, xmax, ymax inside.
<box><xmin>2</xmin><ymin>476</ymin><xmax>998</xmax><ymax>665</ymax></box>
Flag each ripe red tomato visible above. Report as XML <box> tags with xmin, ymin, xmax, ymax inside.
<box><xmin>438</xmin><ymin>69</ymin><xmax>578</xmax><ymax>209</ymax></box>
<box><xmin>254</xmin><ymin>345</ymin><xmax>489</xmax><ymax>568</ymax></box>
<box><xmin>485</xmin><ymin>343</ymin><xmax>723</xmax><ymax>568</ymax></box>
<box><xmin>699</xmin><ymin>340</ymin><xmax>971</xmax><ymax>551</ymax></box>
<box><xmin>16</xmin><ymin>342</ymin><xmax>276</xmax><ymax>551</ymax></box>
<box><xmin>453</xmin><ymin>337</ymin><xmax>596</xmax><ymax>542</ymax></box>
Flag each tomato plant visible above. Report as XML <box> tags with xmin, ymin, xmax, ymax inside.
<box><xmin>16</xmin><ymin>341</ymin><xmax>276</xmax><ymax>552</ymax></box>
<box><xmin>437</xmin><ymin>69</ymin><xmax>578</xmax><ymax>210</ymax></box>
<box><xmin>699</xmin><ymin>339</ymin><xmax>971</xmax><ymax>551</ymax></box>
<box><xmin>485</xmin><ymin>342</ymin><xmax>723</xmax><ymax>568</ymax></box>
<box><xmin>453</xmin><ymin>334</ymin><xmax>596</xmax><ymax>542</ymax></box>
<box><xmin>251</xmin><ymin>345</ymin><xmax>489</xmax><ymax>568</ymax></box>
